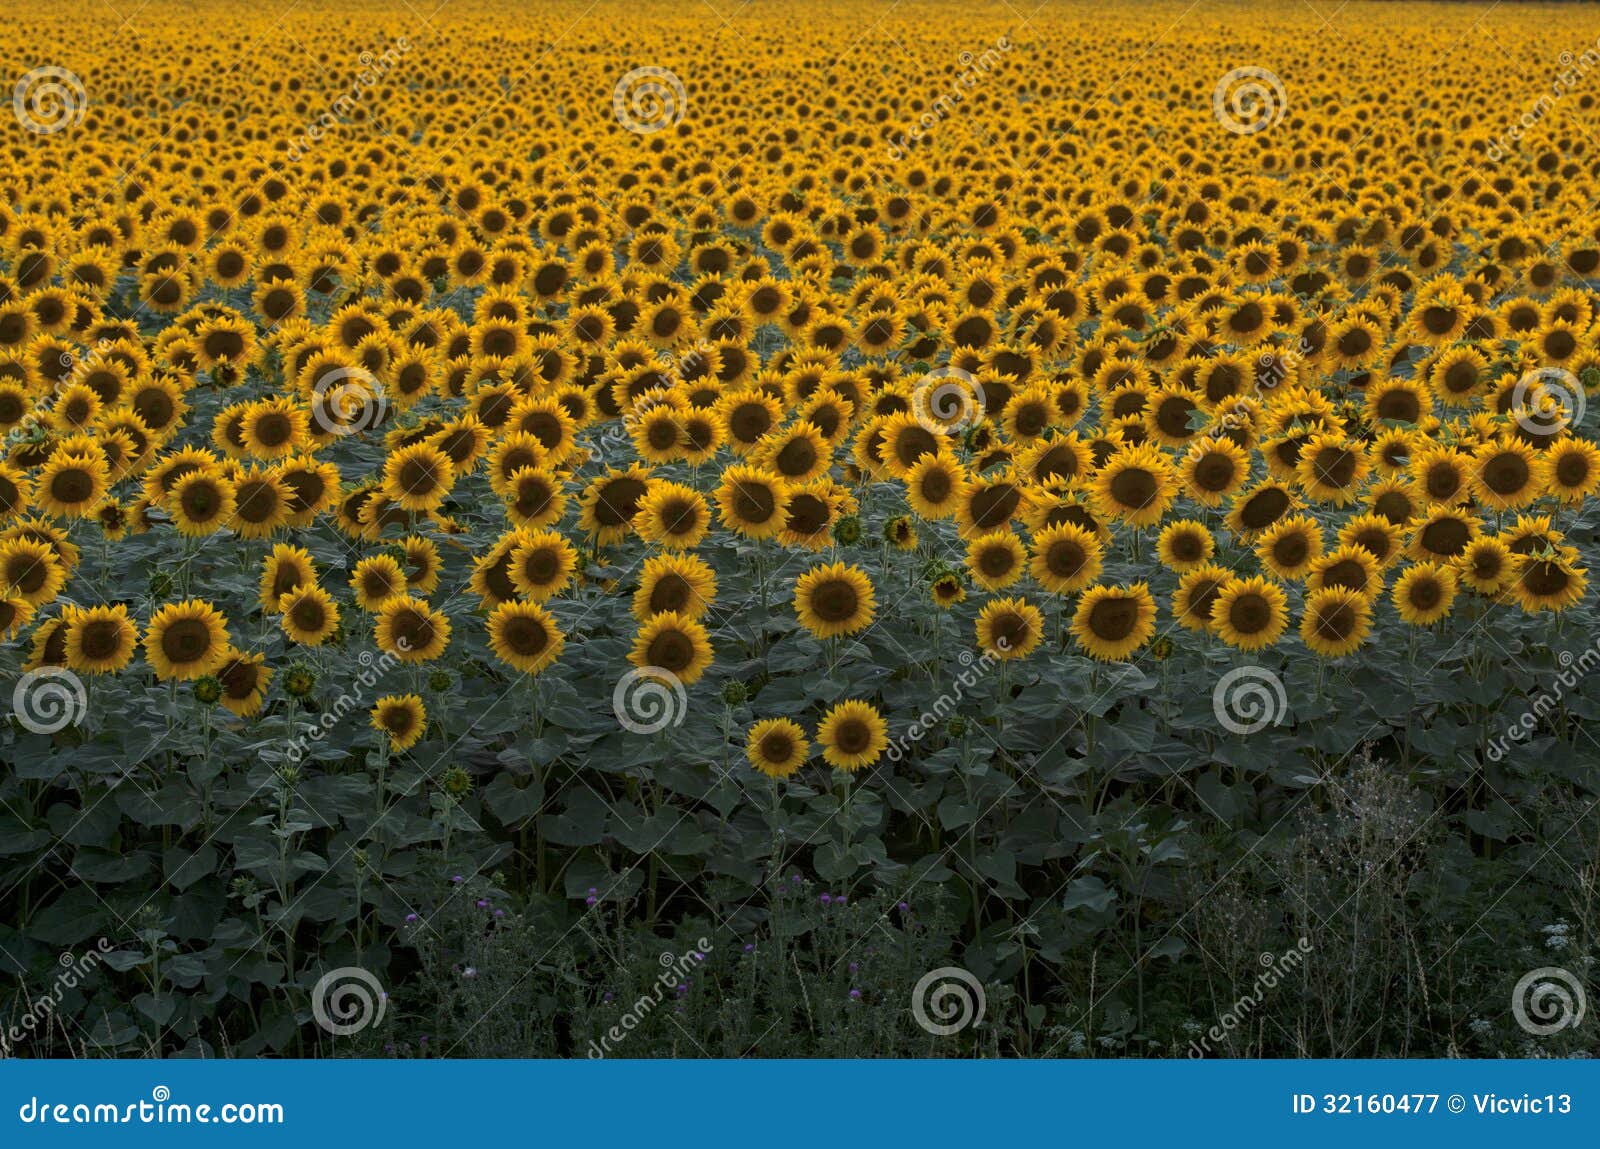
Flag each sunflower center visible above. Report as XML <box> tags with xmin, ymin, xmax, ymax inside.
<box><xmin>647</xmin><ymin>628</ymin><xmax>695</xmax><ymax>672</ymax></box>
<box><xmin>978</xmin><ymin>544</ymin><xmax>1017</xmax><ymax>578</ymax></box>
<box><xmin>50</xmin><ymin>468</ymin><xmax>94</xmax><ymax>504</ymax></box>
<box><xmin>785</xmin><ymin>493</ymin><xmax>829</xmax><ymax>535</ymax></box>
<box><xmin>596</xmin><ymin>477</ymin><xmax>648</xmax><ymax>526</ymax></box>
<box><xmin>1088</xmin><ymin>597</ymin><xmax>1137</xmax><ymax>641</ymax></box>
<box><xmin>393</xmin><ymin>609</ymin><xmax>437</xmax><ymax>652</ymax></box>
<box><xmin>162</xmin><ymin>618</ymin><xmax>213</xmax><ymax>664</ymax></box>
<box><xmin>893</xmin><ymin>425</ymin><xmax>940</xmax><ymax>467</ymax></box>
<box><xmin>811</xmin><ymin>579</ymin><xmax>860</xmax><ymax>623</ymax></box>
<box><xmin>758</xmin><ymin>731</ymin><xmax>794</xmax><ymax>763</ymax></box>
<box><xmin>1408</xmin><ymin>578</ymin><xmax>1442</xmax><ymax>610</ymax></box>
<box><xmin>1419</xmin><ymin>518</ymin><xmax>1470</xmax><ymax>556</ymax></box>
<box><xmin>1524</xmin><ymin>561</ymin><xmax>1571</xmax><ymax>596</ymax></box>
<box><xmin>1194</xmin><ymin>453</ymin><xmax>1236</xmax><ymax>490</ymax></box>
<box><xmin>834</xmin><ymin>718</ymin><xmax>872</xmax><ymax>754</ymax></box>
<box><xmin>1228</xmin><ymin>594</ymin><xmax>1272</xmax><ymax>634</ymax></box>
<box><xmin>1239</xmin><ymin>486</ymin><xmax>1290</xmax><ymax>530</ymax></box>
<box><xmin>80</xmin><ymin>619</ymin><xmax>123</xmax><ymax>660</ymax></box>
<box><xmin>733</xmin><ymin>482</ymin><xmax>777</xmax><ymax>524</ymax></box>
<box><xmin>505</xmin><ymin>615</ymin><xmax>550</xmax><ymax>655</ymax></box>
<box><xmin>1314</xmin><ymin>602</ymin><xmax>1357</xmax><ymax>641</ymax></box>
<box><xmin>968</xmin><ymin>483</ymin><xmax>1020</xmax><ymax>528</ymax></box>
<box><xmin>648</xmin><ymin>575</ymin><xmax>692</xmax><ymax>614</ymax></box>
<box><xmin>1322</xmin><ymin>559</ymin><xmax>1368</xmax><ymax>593</ymax></box>
<box><xmin>1482</xmin><ymin>453</ymin><xmax>1529</xmax><ymax>494</ymax></box>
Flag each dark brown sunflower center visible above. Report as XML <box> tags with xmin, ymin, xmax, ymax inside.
<box><xmin>785</xmin><ymin>494</ymin><xmax>829</xmax><ymax>536</ymax></box>
<box><xmin>1419</xmin><ymin>518</ymin><xmax>1471</xmax><ymax>557</ymax></box>
<box><xmin>833</xmin><ymin>718</ymin><xmax>872</xmax><ymax>754</ymax></box>
<box><xmin>811</xmin><ymin>580</ymin><xmax>860</xmax><ymax>623</ymax></box>
<box><xmin>1228</xmin><ymin>594</ymin><xmax>1273</xmax><ymax>634</ymax></box>
<box><xmin>79</xmin><ymin>619</ymin><xmax>124</xmax><ymax>660</ymax></box>
<box><xmin>162</xmin><ymin>618</ymin><xmax>213</xmax><ymax>664</ymax></box>
<box><xmin>1482</xmin><ymin>453</ymin><xmax>1530</xmax><ymax>494</ymax></box>
<box><xmin>647</xmin><ymin>628</ymin><xmax>695</xmax><ymax>672</ymax></box>
<box><xmin>1088</xmin><ymin>596</ymin><xmax>1138</xmax><ymax>641</ymax></box>
<box><xmin>505</xmin><ymin>615</ymin><xmax>550</xmax><ymax>655</ymax></box>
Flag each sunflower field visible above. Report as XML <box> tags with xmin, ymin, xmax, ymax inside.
<box><xmin>2</xmin><ymin>0</ymin><xmax>1600</xmax><ymax>1059</ymax></box>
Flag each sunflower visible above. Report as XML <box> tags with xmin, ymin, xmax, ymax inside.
<box><xmin>629</xmin><ymin>610</ymin><xmax>715</xmax><ymax>685</ymax></box>
<box><xmin>716</xmin><ymin>390</ymin><xmax>784</xmax><ymax>455</ymax></box>
<box><xmin>24</xmin><ymin>616</ymin><xmax>68</xmax><ymax>671</ymax></box>
<box><xmin>487</xmin><ymin>599</ymin><xmax>566</xmax><ymax>675</ymax></box>
<box><xmin>1156</xmin><ymin>519</ymin><xmax>1215</xmax><ymax>572</ymax></box>
<box><xmin>904</xmin><ymin>452</ymin><xmax>967</xmax><ymax>519</ymax></box>
<box><xmin>278</xmin><ymin>456</ymin><xmax>342</xmax><ymax>526</ymax></box>
<box><xmin>144</xmin><ymin>599</ymin><xmax>231</xmax><ymax>681</ymax></box>
<box><xmin>1252</xmin><ymin>513</ymin><xmax>1320</xmax><ymax>581</ymax></box>
<box><xmin>636</xmin><ymin>481</ymin><xmax>711</xmax><ymax>550</ymax></box>
<box><xmin>371</xmin><ymin>693</ymin><xmax>428</xmax><ymax>752</ymax></box>
<box><xmin>279</xmin><ymin>585</ymin><xmax>341</xmax><ymax>647</ymax></box>
<box><xmin>241</xmin><ymin>398</ymin><xmax>307</xmax><ymax>459</ymax></box>
<box><xmin>382</xmin><ymin>442</ymin><xmax>455</xmax><ymax>512</ymax></box>
<box><xmin>1513</xmin><ymin>555</ymin><xmax>1589</xmax><ymax>613</ymax></box>
<box><xmin>63</xmin><ymin>604</ymin><xmax>139</xmax><ymax>674</ymax></box>
<box><xmin>710</xmin><ymin>463</ymin><xmax>788</xmax><ymax>541</ymax></box>
<box><xmin>1408</xmin><ymin>507</ymin><xmax>1479</xmax><ymax>562</ymax></box>
<box><xmin>1306</xmin><ymin>544</ymin><xmax>1382</xmax><ymax>599</ymax></box>
<box><xmin>1469</xmin><ymin>438</ymin><xmax>1540</xmax><ymax>511</ymax></box>
<box><xmin>1181</xmin><ymin>437</ymin><xmax>1250</xmax><ymax>506</ymax></box>
<box><xmin>1028</xmin><ymin>522</ymin><xmax>1103</xmax><ymax>594</ymax></box>
<box><xmin>350</xmin><ymin>555</ymin><xmax>407</xmax><ymax>611</ymax></box>
<box><xmin>579</xmin><ymin>464</ymin><xmax>654</xmax><ymax>545</ymax></box>
<box><xmin>789</xmin><ymin>562</ymin><xmax>874</xmax><ymax>640</ymax></box>
<box><xmin>746</xmin><ymin>717</ymin><xmax>810</xmax><ymax>779</ymax></box>
<box><xmin>1540</xmin><ymin>438</ymin><xmax>1600</xmax><ymax>504</ymax></box>
<box><xmin>508</xmin><ymin>529</ymin><xmax>578</xmax><ymax>601</ymax></box>
<box><xmin>1300</xmin><ymin>587</ymin><xmax>1373</xmax><ymax>658</ymax></box>
<box><xmin>1072</xmin><ymin>583</ymin><xmax>1158</xmax><ymax>661</ymax></box>
<box><xmin>503</xmin><ymin>465</ymin><xmax>567</xmax><ymax>529</ymax></box>
<box><xmin>375</xmin><ymin>595</ymin><xmax>451</xmax><ymax>662</ymax></box>
<box><xmin>166</xmin><ymin>470</ymin><xmax>235</xmax><ymax>537</ymax></box>
<box><xmin>955</xmin><ymin>472</ymin><xmax>1025</xmax><ymax>537</ymax></box>
<box><xmin>1015</xmin><ymin>434</ymin><xmax>1090</xmax><ymax>489</ymax></box>
<box><xmin>1296</xmin><ymin>433</ymin><xmax>1369</xmax><ymax>505</ymax></box>
<box><xmin>1410</xmin><ymin>446</ymin><xmax>1472</xmax><ymax>508</ymax></box>
<box><xmin>1329</xmin><ymin>512</ymin><xmax>1402</xmax><ymax>570</ymax></box>
<box><xmin>0</xmin><ymin>462</ymin><xmax>33</xmax><ymax>525</ymax></box>
<box><xmin>966</xmin><ymin>530</ymin><xmax>1028</xmax><ymax>591</ymax></box>
<box><xmin>0</xmin><ymin>595</ymin><xmax>35</xmax><ymax>639</ymax></box>
<box><xmin>779</xmin><ymin>478</ymin><xmax>850</xmax><ymax>550</ymax></box>
<box><xmin>217</xmin><ymin>649</ymin><xmax>273</xmax><ymax>718</ymax></box>
<box><xmin>976</xmin><ymin>595</ymin><xmax>1045</xmax><ymax>660</ymax></box>
<box><xmin>1392</xmin><ymin>562</ymin><xmax>1458</xmax><ymax>625</ymax></box>
<box><xmin>35</xmin><ymin>452</ymin><xmax>109</xmax><ymax>518</ymax></box>
<box><xmin>1091</xmin><ymin>444</ymin><xmax>1177</xmax><ymax>528</ymax></box>
<box><xmin>633</xmin><ymin>553</ymin><xmax>717</xmax><ymax>622</ymax></box>
<box><xmin>1214</xmin><ymin>576</ymin><xmax>1290</xmax><ymax>651</ymax></box>
<box><xmin>816</xmin><ymin>700</ymin><xmax>888</xmax><ymax>771</ymax></box>
<box><xmin>757</xmin><ymin>421</ymin><xmax>832</xmax><ymax>483</ymax></box>
<box><xmin>259</xmin><ymin>543</ymin><xmax>316</xmax><ymax>611</ymax></box>
<box><xmin>1455</xmin><ymin>536</ymin><xmax>1517</xmax><ymax>597</ymax></box>
<box><xmin>1173</xmin><ymin>563</ymin><xmax>1231</xmax><ymax>632</ymax></box>
<box><xmin>1224</xmin><ymin>480</ymin><xmax>1297</xmax><ymax>539</ymax></box>
<box><xmin>0</xmin><ymin>539</ymin><xmax>67</xmax><ymax>607</ymax></box>
<box><xmin>931</xmin><ymin>573</ymin><xmax>967</xmax><ymax>608</ymax></box>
